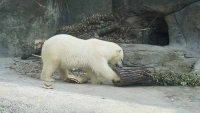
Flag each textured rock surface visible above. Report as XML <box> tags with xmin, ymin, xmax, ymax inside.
<box><xmin>0</xmin><ymin>0</ymin><xmax>112</xmax><ymax>57</ymax></box>
<box><xmin>165</xmin><ymin>14</ymin><xmax>186</xmax><ymax>47</ymax></box>
<box><xmin>0</xmin><ymin>0</ymin><xmax>61</xmax><ymax>57</ymax></box>
<box><xmin>173</xmin><ymin>1</ymin><xmax>200</xmax><ymax>50</ymax></box>
<box><xmin>193</xmin><ymin>59</ymin><xmax>200</xmax><ymax>73</ymax></box>
<box><xmin>121</xmin><ymin>44</ymin><xmax>200</xmax><ymax>73</ymax></box>
<box><xmin>124</xmin><ymin>0</ymin><xmax>199</xmax><ymax>15</ymax></box>
<box><xmin>123</xmin><ymin>0</ymin><xmax>200</xmax><ymax>50</ymax></box>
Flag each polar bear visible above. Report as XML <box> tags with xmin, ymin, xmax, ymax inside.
<box><xmin>40</xmin><ymin>34</ymin><xmax>123</xmax><ymax>84</ymax></box>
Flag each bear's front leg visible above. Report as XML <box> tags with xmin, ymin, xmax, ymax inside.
<box><xmin>97</xmin><ymin>64</ymin><xmax>121</xmax><ymax>82</ymax></box>
<box><xmin>86</xmin><ymin>69</ymin><xmax>98</xmax><ymax>84</ymax></box>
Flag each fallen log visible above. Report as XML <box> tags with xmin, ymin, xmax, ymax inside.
<box><xmin>95</xmin><ymin>23</ymin><xmax>120</xmax><ymax>35</ymax></box>
<box><xmin>112</xmin><ymin>67</ymin><xmax>153</xmax><ymax>87</ymax></box>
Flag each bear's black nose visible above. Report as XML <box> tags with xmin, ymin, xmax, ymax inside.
<box><xmin>116</xmin><ymin>64</ymin><xmax>123</xmax><ymax>68</ymax></box>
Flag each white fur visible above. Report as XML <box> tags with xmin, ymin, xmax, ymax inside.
<box><xmin>40</xmin><ymin>34</ymin><xmax>124</xmax><ymax>84</ymax></box>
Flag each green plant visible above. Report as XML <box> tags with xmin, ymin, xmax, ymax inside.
<box><xmin>152</xmin><ymin>71</ymin><xmax>200</xmax><ymax>87</ymax></box>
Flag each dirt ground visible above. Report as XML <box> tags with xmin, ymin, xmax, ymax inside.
<box><xmin>0</xmin><ymin>58</ymin><xmax>200</xmax><ymax>113</ymax></box>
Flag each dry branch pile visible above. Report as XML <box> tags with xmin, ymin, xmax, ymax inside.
<box><xmin>9</xmin><ymin>61</ymin><xmax>43</xmax><ymax>78</ymax></box>
<box><xmin>57</xmin><ymin>13</ymin><xmax>118</xmax><ymax>36</ymax></box>
<box><xmin>56</xmin><ymin>13</ymin><xmax>138</xmax><ymax>44</ymax></box>
<box><xmin>8</xmin><ymin>60</ymin><xmax>87</xmax><ymax>80</ymax></box>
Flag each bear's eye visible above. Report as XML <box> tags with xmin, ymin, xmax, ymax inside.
<box><xmin>116</xmin><ymin>50</ymin><xmax>121</xmax><ymax>53</ymax></box>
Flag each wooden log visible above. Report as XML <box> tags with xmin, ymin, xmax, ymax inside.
<box><xmin>112</xmin><ymin>67</ymin><xmax>153</xmax><ymax>87</ymax></box>
<box><xmin>95</xmin><ymin>23</ymin><xmax>120</xmax><ymax>35</ymax></box>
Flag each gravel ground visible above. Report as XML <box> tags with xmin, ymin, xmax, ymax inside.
<box><xmin>0</xmin><ymin>58</ymin><xmax>200</xmax><ymax>113</ymax></box>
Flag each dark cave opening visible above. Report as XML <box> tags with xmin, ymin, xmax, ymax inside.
<box><xmin>148</xmin><ymin>17</ymin><xmax>169</xmax><ymax>46</ymax></box>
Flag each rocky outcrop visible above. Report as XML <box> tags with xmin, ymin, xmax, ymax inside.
<box><xmin>166</xmin><ymin>1</ymin><xmax>200</xmax><ymax>50</ymax></box>
<box><xmin>0</xmin><ymin>0</ymin><xmax>112</xmax><ymax>57</ymax></box>
<box><xmin>0</xmin><ymin>0</ymin><xmax>61</xmax><ymax>57</ymax></box>
<box><xmin>193</xmin><ymin>59</ymin><xmax>200</xmax><ymax>73</ymax></box>
<box><xmin>165</xmin><ymin>14</ymin><xmax>186</xmax><ymax>47</ymax></box>
<box><xmin>121</xmin><ymin>44</ymin><xmax>200</xmax><ymax>73</ymax></box>
<box><xmin>124</xmin><ymin>0</ymin><xmax>199</xmax><ymax>15</ymax></box>
<box><xmin>123</xmin><ymin>0</ymin><xmax>200</xmax><ymax>51</ymax></box>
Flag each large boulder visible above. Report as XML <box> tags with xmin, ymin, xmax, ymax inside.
<box><xmin>121</xmin><ymin>44</ymin><xmax>200</xmax><ymax>73</ymax></box>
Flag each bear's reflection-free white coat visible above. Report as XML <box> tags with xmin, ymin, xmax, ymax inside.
<box><xmin>40</xmin><ymin>34</ymin><xmax>124</xmax><ymax>84</ymax></box>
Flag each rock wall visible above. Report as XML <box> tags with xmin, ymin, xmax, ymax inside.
<box><xmin>0</xmin><ymin>0</ymin><xmax>112</xmax><ymax>57</ymax></box>
<box><xmin>166</xmin><ymin>1</ymin><xmax>200</xmax><ymax>50</ymax></box>
<box><xmin>121</xmin><ymin>0</ymin><xmax>200</xmax><ymax>72</ymax></box>
<box><xmin>122</xmin><ymin>0</ymin><xmax>200</xmax><ymax>50</ymax></box>
<box><xmin>0</xmin><ymin>0</ymin><xmax>61</xmax><ymax>57</ymax></box>
<box><xmin>123</xmin><ymin>0</ymin><xmax>199</xmax><ymax>15</ymax></box>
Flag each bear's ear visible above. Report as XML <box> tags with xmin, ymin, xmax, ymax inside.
<box><xmin>116</xmin><ymin>50</ymin><xmax>121</xmax><ymax>53</ymax></box>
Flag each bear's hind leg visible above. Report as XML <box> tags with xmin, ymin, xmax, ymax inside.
<box><xmin>40</xmin><ymin>63</ymin><xmax>58</xmax><ymax>82</ymax></box>
<box><xmin>86</xmin><ymin>68</ymin><xmax>98</xmax><ymax>84</ymax></box>
<box><xmin>58</xmin><ymin>68</ymin><xmax>68</xmax><ymax>81</ymax></box>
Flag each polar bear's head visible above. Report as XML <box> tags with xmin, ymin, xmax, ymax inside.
<box><xmin>109</xmin><ymin>48</ymin><xmax>124</xmax><ymax>68</ymax></box>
